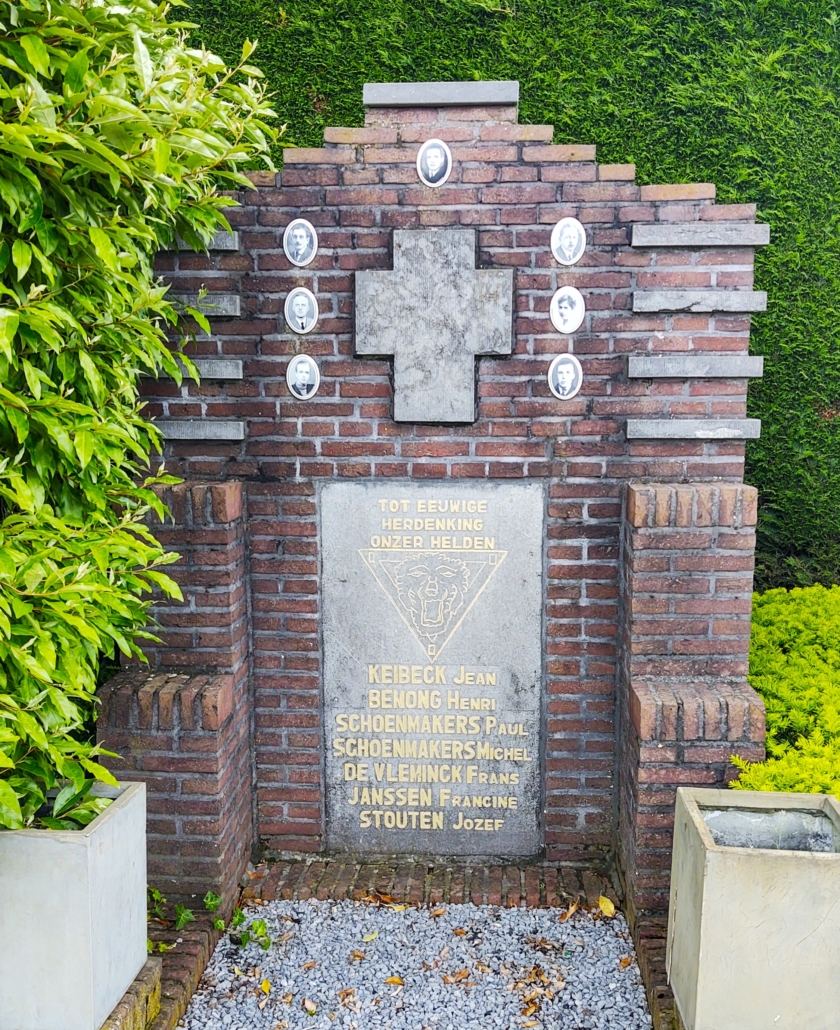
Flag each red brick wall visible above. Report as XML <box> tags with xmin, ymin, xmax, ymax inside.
<box><xmin>97</xmin><ymin>484</ymin><xmax>254</xmax><ymax>905</ymax></box>
<box><xmin>614</xmin><ymin>482</ymin><xmax>764</xmax><ymax>997</ymax></box>
<box><xmin>140</xmin><ymin>102</ymin><xmax>763</xmax><ymax>866</ymax></box>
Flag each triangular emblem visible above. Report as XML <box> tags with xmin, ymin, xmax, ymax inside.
<box><xmin>359</xmin><ymin>548</ymin><xmax>507</xmax><ymax>662</ymax></box>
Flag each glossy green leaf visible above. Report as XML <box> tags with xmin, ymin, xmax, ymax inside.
<box><xmin>0</xmin><ymin>0</ymin><xmax>275</xmax><ymax>828</ymax></box>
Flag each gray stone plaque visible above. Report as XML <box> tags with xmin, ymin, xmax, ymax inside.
<box><xmin>322</xmin><ymin>481</ymin><xmax>544</xmax><ymax>858</ymax></box>
<box><xmin>355</xmin><ymin>230</ymin><xmax>513</xmax><ymax>423</ymax></box>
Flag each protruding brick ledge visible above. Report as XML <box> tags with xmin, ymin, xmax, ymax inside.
<box><xmin>626</xmin><ymin>481</ymin><xmax>758</xmax><ymax>530</ymax></box>
<box><xmin>98</xmin><ymin>670</ymin><xmax>252</xmax><ymax>908</ymax></box>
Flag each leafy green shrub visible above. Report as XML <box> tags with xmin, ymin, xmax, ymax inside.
<box><xmin>184</xmin><ymin>0</ymin><xmax>840</xmax><ymax>588</ymax></box>
<box><xmin>732</xmin><ymin>585</ymin><xmax>840</xmax><ymax>794</ymax></box>
<box><xmin>0</xmin><ymin>0</ymin><xmax>275</xmax><ymax>830</ymax></box>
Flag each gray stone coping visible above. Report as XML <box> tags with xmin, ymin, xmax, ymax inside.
<box><xmin>628</xmin><ymin>355</ymin><xmax>764</xmax><ymax>379</ymax></box>
<box><xmin>170</xmin><ymin>293</ymin><xmax>241</xmax><ymax>317</ymax></box>
<box><xmin>631</xmin><ymin>223</ymin><xmax>770</xmax><ymax>248</ymax></box>
<box><xmin>156</xmin><ymin>420</ymin><xmax>245</xmax><ymax>441</ymax></box>
<box><xmin>627</xmin><ymin>418</ymin><xmax>761</xmax><ymax>440</ymax></box>
<box><xmin>182</xmin><ymin>358</ymin><xmax>244</xmax><ymax>380</ymax></box>
<box><xmin>632</xmin><ymin>290</ymin><xmax>767</xmax><ymax>313</ymax></box>
<box><xmin>363</xmin><ymin>80</ymin><xmax>519</xmax><ymax>107</ymax></box>
<box><xmin>168</xmin><ymin>230</ymin><xmax>240</xmax><ymax>252</ymax></box>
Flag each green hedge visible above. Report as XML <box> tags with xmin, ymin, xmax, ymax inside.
<box><xmin>185</xmin><ymin>0</ymin><xmax>840</xmax><ymax>587</ymax></box>
<box><xmin>732</xmin><ymin>585</ymin><xmax>840</xmax><ymax>794</ymax></box>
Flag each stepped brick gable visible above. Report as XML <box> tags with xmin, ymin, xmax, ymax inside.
<box><xmin>100</xmin><ymin>81</ymin><xmax>768</xmax><ymax>1006</ymax></box>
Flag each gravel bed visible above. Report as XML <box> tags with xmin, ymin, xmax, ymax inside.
<box><xmin>180</xmin><ymin>898</ymin><xmax>652</xmax><ymax>1030</ymax></box>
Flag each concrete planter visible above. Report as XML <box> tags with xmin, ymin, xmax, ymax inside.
<box><xmin>0</xmin><ymin>782</ymin><xmax>147</xmax><ymax>1030</ymax></box>
<box><xmin>667</xmin><ymin>786</ymin><xmax>840</xmax><ymax>1030</ymax></box>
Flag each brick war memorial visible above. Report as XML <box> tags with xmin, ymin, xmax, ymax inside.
<box><xmin>98</xmin><ymin>80</ymin><xmax>769</xmax><ymax>1004</ymax></box>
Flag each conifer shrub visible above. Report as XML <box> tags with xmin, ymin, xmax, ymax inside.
<box><xmin>732</xmin><ymin>585</ymin><xmax>840</xmax><ymax>794</ymax></box>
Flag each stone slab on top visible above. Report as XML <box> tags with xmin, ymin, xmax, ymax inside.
<box><xmin>363</xmin><ymin>80</ymin><xmax>520</xmax><ymax>107</ymax></box>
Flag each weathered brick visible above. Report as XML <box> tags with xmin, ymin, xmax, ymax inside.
<box><xmin>640</xmin><ymin>182</ymin><xmax>716</xmax><ymax>201</ymax></box>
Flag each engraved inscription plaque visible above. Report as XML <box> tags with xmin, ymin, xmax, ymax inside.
<box><xmin>322</xmin><ymin>482</ymin><xmax>544</xmax><ymax>857</ymax></box>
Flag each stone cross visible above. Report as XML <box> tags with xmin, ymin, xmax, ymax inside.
<box><xmin>355</xmin><ymin>230</ymin><xmax>513</xmax><ymax>422</ymax></box>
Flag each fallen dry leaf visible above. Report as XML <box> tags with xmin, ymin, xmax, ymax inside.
<box><xmin>431</xmin><ymin>907</ymin><xmax>446</xmax><ymax>918</ymax></box>
<box><xmin>337</xmin><ymin>988</ymin><xmax>355</xmax><ymax>1000</ymax></box>
<box><xmin>527</xmin><ymin>936</ymin><xmax>557</xmax><ymax>953</ymax></box>
<box><xmin>362</xmin><ymin>931</ymin><xmax>378</xmax><ymax>943</ymax></box>
<box><xmin>258</xmin><ymin>997</ymin><xmax>268</xmax><ymax>1011</ymax></box>
<box><xmin>523</xmin><ymin>1022</ymin><xmax>539</xmax><ymax>1028</ymax></box>
<box><xmin>522</xmin><ymin>1000</ymin><xmax>540</xmax><ymax>1017</ymax></box>
<box><xmin>302</xmin><ymin>961</ymin><xmax>317</xmax><ymax>971</ymax></box>
<box><xmin>261</xmin><ymin>979</ymin><xmax>271</xmax><ymax>995</ymax></box>
<box><xmin>390</xmin><ymin>903</ymin><xmax>409</xmax><ymax>912</ymax></box>
<box><xmin>598</xmin><ymin>895</ymin><xmax>616</xmax><ymax>918</ymax></box>
<box><xmin>272</xmin><ymin>1023</ymin><xmax>288</xmax><ymax>1030</ymax></box>
<box><xmin>301</xmin><ymin>998</ymin><xmax>317</xmax><ymax>1015</ymax></box>
<box><xmin>619</xmin><ymin>955</ymin><xmax>633</xmax><ymax>969</ymax></box>
<box><xmin>453</xmin><ymin>928</ymin><xmax>467</xmax><ymax>937</ymax></box>
<box><xmin>475</xmin><ymin>961</ymin><xmax>491</xmax><ymax>974</ymax></box>
<box><xmin>442</xmin><ymin>968</ymin><xmax>470</xmax><ymax>984</ymax></box>
<box><xmin>281</xmin><ymin>993</ymin><xmax>293</xmax><ymax>1005</ymax></box>
<box><xmin>349</xmin><ymin>950</ymin><xmax>365</xmax><ymax>963</ymax></box>
<box><xmin>559</xmin><ymin>901</ymin><xmax>579</xmax><ymax>922</ymax></box>
<box><xmin>277</xmin><ymin>931</ymin><xmax>295</xmax><ymax>945</ymax></box>
<box><xmin>384</xmin><ymin>975</ymin><xmax>404</xmax><ymax>985</ymax></box>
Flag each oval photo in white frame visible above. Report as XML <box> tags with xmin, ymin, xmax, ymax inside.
<box><xmin>285</xmin><ymin>287</ymin><xmax>319</xmax><ymax>335</ymax></box>
<box><xmin>286</xmin><ymin>354</ymin><xmax>321</xmax><ymax>400</ymax></box>
<box><xmin>550</xmin><ymin>217</ymin><xmax>586</xmax><ymax>266</ymax></box>
<box><xmin>550</xmin><ymin>286</ymin><xmax>585</xmax><ymax>335</ymax></box>
<box><xmin>283</xmin><ymin>218</ymin><xmax>318</xmax><ymax>268</ymax></box>
<box><xmin>547</xmin><ymin>353</ymin><xmax>584</xmax><ymax>401</ymax></box>
<box><xmin>416</xmin><ymin>138</ymin><xmax>453</xmax><ymax>188</ymax></box>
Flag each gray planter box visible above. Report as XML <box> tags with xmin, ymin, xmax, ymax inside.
<box><xmin>667</xmin><ymin>786</ymin><xmax>840</xmax><ymax>1030</ymax></box>
<box><xmin>0</xmin><ymin>782</ymin><xmax>146</xmax><ymax>1030</ymax></box>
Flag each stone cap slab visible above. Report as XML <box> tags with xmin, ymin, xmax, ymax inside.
<box><xmin>627</xmin><ymin>418</ymin><xmax>761</xmax><ymax>440</ymax></box>
<box><xmin>632</xmin><ymin>290</ymin><xmax>767</xmax><ymax>314</ymax></box>
<box><xmin>157</xmin><ymin>420</ymin><xmax>245</xmax><ymax>441</ymax></box>
<box><xmin>628</xmin><ymin>355</ymin><xmax>764</xmax><ymax>379</ymax></box>
<box><xmin>363</xmin><ymin>80</ymin><xmax>520</xmax><ymax>107</ymax></box>
<box><xmin>632</xmin><ymin>222</ymin><xmax>770</xmax><ymax>248</ymax></box>
<box><xmin>184</xmin><ymin>358</ymin><xmax>244</xmax><ymax>380</ymax></box>
<box><xmin>171</xmin><ymin>293</ymin><xmax>241</xmax><ymax>318</ymax></box>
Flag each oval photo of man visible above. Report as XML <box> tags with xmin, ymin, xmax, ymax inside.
<box><xmin>547</xmin><ymin>353</ymin><xmax>583</xmax><ymax>401</ymax></box>
<box><xmin>285</xmin><ymin>287</ymin><xmax>319</xmax><ymax>335</ymax></box>
<box><xmin>550</xmin><ymin>217</ymin><xmax>586</xmax><ymax>266</ymax></box>
<box><xmin>550</xmin><ymin>286</ymin><xmax>585</xmax><ymax>335</ymax></box>
<box><xmin>416</xmin><ymin>138</ymin><xmax>453</xmax><ymax>188</ymax></box>
<box><xmin>286</xmin><ymin>354</ymin><xmax>320</xmax><ymax>400</ymax></box>
<box><xmin>283</xmin><ymin>218</ymin><xmax>318</xmax><ymax>268</ymax></box>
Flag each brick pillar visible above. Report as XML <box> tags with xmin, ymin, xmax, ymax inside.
<box><xmin>97</xmin><ymin>482</ymin><xmax>253</xmax><ymax>907</ymax></box>
<box><xmin>615</xmin><ymin>483</ymin><xmax>765</xmax><ymax>999</ymax></box>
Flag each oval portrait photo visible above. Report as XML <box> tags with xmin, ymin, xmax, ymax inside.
<box><xmin>550</xmin><ymin>285</ymin><xmax>585</xmax><ymax>335</ymax></box>
<box><xmin>547</xmin><ymin>353</ymin><xmax>584</xmax><ymax>401</ymax></box>
<box><xmin>286</xmin><ymin>354</ymin><xmax>321</xmax><ymax>400</ymax></box>
<box><xmin>285</xmin><ymin>287</ymin><xmax>319</xmax><ymax>335</ymax></box>
<box><xmin>416</xmin><ymin>138</ymin><xmax>453</xmax><ymax>188</ymax></box>
<box><xmin>550</xmin><ymin>217</ymin><xmax>586</xmax><ymax>266</ymax></box>
<box><xmin>283</xmin><ymin>218</ymin><xmax>318</xmax><ymax>268</ymax></box>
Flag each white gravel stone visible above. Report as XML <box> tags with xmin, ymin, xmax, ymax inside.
<box><xmin>180</xmin><ymin>899</ymin><xmax>652</xmax><ymax>1030</ymax></box>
